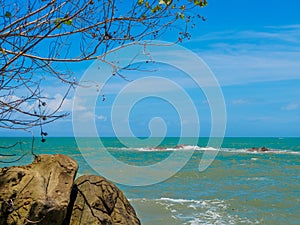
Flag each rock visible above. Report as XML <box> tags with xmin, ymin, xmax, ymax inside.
<box><xmin>0</xmin><ymin>155</ymin><xmax>141</xmax><ymax>225</ymax></box>
<box><xmin>0</xmin><ymin>154</ymin><xmax>78</xmax><ymax>225</ymax></box>
<box><xmin>260</xmin><ymin>146</ymin><xmax>269</xmax><ymax>152</ymax></box>
<box><xmin>68</xmin><ymin>175</ymin><xmax>141</xmax><ymax>225</ymax></box>
<box><xmin>248</xmin><ymin>146</ymin><xmax>269</xmax><ymax>152</ymax></box>
<box><xmin>175</xmin><ymin>144</ymin><xmax>186</xmax><ymax>149</ymax></box>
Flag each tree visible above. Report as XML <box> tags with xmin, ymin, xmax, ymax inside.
<box><xmin>0</xmin><ymin>0</ymin><xmax>207</xmax><ymax>140</ymax></box>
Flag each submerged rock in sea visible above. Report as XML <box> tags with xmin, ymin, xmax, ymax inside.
<box><xmin>68</xmin><ymin>175</ymin><xmax>141</xmax><ymax>225</ymax></box>
<box><xmin>0</xmin><ymin>154</ymin><xmax>78</xmax><ymax>225</ymax></box>
<box><xmin>248</xmin><ymin>146</ymin><xmax>269</xmax><ymax>152</ymax></box>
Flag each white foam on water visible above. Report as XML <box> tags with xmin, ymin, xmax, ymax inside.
<box><xmin>110</xmin><ymin>146</ymin><xmax>300</xmax><ymax>155</ymax></box>
<box><xmin>159</xmin><ymin>197</ymin><xmax>203</xmax><ymax>204</ymax></box>
<box><xmin>222</xmin><ymin>148</ymin><xmax>300</xmax><ymax>155</ymax></box>
<box><xmin>130</xmin><ymin>197</ymin><xmax>260</xmax><ymax>225</ymax></box>
<box><xmin>245</xmin><ymin>177</ymin><xmax>269</xmax><ymax>181</ymax></box>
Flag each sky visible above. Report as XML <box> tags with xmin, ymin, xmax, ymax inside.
<box><xmin>2</xmin><ymin>0</ymin><xmax>300</xmax><ymax>137</ymax></box>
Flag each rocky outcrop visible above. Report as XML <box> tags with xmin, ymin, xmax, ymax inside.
<box><xmin>68</xmin><ymin>175</ymin><xmax>141</xmax><ymax>225</ymax></box>
<box><xmin>248</xmin><ymin>146</ymin><xmax>270</xmax><ymax>152</ymax></box>
<box><xmin>0</xmin><ymin>155</ymin><xmax>141</xmax><ymax>225</ymax></box>
<box><xmin>0</xmin><ymin>154</ymin><xmax>78</xmax><ymax>225</ymax></box>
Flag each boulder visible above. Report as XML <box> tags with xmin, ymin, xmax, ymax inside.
<box><xmin>248</xmin><ymin>146</ymin><xmax>270</xmax><ymax>152</ymax></box>
<box><xmin>0</xmin><ymin>154</ymin><xmax>78</xmax><ymax>225</ymax></box>
<box><xmin>0</xmin><ymin>155</ymin><xmax>141</xmax><ymax>225</ymax></box>
<box><xmin>68</xmin><ymin>175</ymin><xmax>141</xmax><ymax>225</ymax></box>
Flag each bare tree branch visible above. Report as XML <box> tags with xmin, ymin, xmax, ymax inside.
<box><xmin>0</xmin><ymin>0</ymin><xmax>207</xmax><ymax>133</ymax></box>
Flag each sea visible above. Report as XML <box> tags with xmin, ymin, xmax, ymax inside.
<box><xmin>1</xmin><ymin>137</ymin><xmax>300</xmax><ymax>225</ymax></box>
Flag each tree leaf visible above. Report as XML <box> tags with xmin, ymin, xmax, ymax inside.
<box><xmin>194</xmin><ymin>0</ymin><xmax>208</xmax><ymax>7</ymax></box>
<box><xmin>180</xmin><ymin>13</ymin><xmax>185</xmax><ymax>19</ymax></box>
<box><xmin>138</xmin><ymin>0</ymin><xmax>144</xmax><ymax>6</ymax></box>
<box><xmin>151</xmin><ymin>5</ymin><xmax>162</xmax><ymax>13</ymax></box>
<box><xmin>55</xmin><ymin>18</ymin><xmax>62</xmax><ymax>29</ymax></box>
<box><xmin>5</xmin><ymin>11</ymin><xmax>11</xmax><ymax>18</ymax></box>
<box><xmin>194</xmin><ymin>0</ymin><xmax>200</xmax><ymax>6</ymax></box>
<box><xmin>54</xmin><ymin>18</ymin><xmax>60</xmax><ymax>25</ymax></box>
<box><xmin>159</xmin><ymin>0</ymin><xmax>172</xmax><ymax>5</ymax></box>
<box><xmin>63</xmin><ymin>19</ymin><xmax>73</xmax><ymax>26</ymax></box>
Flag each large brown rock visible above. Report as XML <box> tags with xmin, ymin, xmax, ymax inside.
<box><xmin>0</xmin><ymin>154</ymin><xmax>78</xmax><ymax>225</ymax></box>
<box><xmin>68</xmin><ymin>175</ymin><xmax>141</xmax><ymax>225</ymax></box>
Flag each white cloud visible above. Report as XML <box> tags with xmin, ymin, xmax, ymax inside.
<box><xmin>96</xmin><ymin>115</ymin><xmax>107</xmax><ymax>121</ymax></box>
<box><xmin>200</xmin><ymin>47</ymin><xmax>300</xmax><ymax>86</ymax></box>
<box><xmin>0</xmin><ymin>95</ymin><xmax>31</xmax><ymax>112</ymax></box>
<box><xmin>281</xmin><ymin>103</ymin><xmax>299</xmax><ymax>111</ymax></box>
<box><xmin>196</xmin><ymin>25</ymin><xmax>300</xmax><ymax>43</ymax></box>
<box><xmin>76</xmin><ymin>111</ymin><xmax>107</xmax><ymax>121</ymax></box>
<box><xmin>246</xmin><ymin>116</ymin><xmax>274</xmax><ymax>122</ymax></box>
<box><xmin>46</xmin><ymin>94</ymin><xmax>86</xmax><ymax>112</ymax></box>
<box><xmin>265</xmin><ymin>24</ymin><xmax>300</xmax><ymax>30</ymax></box>
<box><xmin>189</xmin><ymin>25</ymin><xmax>300</xmax><ymax>86</ymax></box>
<box><xmin>232</xmin><ymin>99</ymin><xmax>250</xmax><ymax>105</ymax></box>
<box><xmin>0</xmin><ymin>93</ymin><xmax>89</xmax><ymax>116</ymax></box>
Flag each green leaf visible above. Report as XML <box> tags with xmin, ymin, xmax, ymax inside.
<box><xmin>145</xmin><ymin>1</ymin><xmax>150</xmax><ymax>8</ymax></box>
<box><xmin>5</xmin><ymin>11</ymin><xmax>11</xmax><ymax>18</ymax></box>
<box><xmin>151</xmin><ymin>5</ymin><xmax>162</xmax><ymax>13</ymax></box>
<box><xmin>194</xmin><ymin>0</ymin><xmax>208</xmax><ymax>7</ymax></box>
<box><xmin>63</xmin><ymin>19</ymin><xmax>72</xmax><ymax>26</ymax></box>
<box><xmin>164</xmin><ymin>0</ymin><xmax>172</xmax><ymax>5</ymax></box>
<box><xmin>179</xmin><ymin>13</ymin><xmax>185</xmax><ymax>19</ymax></box>
<box><xmin>159</xmin><ymin>0</ymin><xmax>172</xmax><ymax>5</ymax></box>
<box><xmin>54</xmin><ymin>18</ymin><xmax>60</xmax><ymax>25</ymax></box>
<box><xmin>54</xmin><ymin>18</ymin><xmax>62</xmax><ymax>29</ymax></box>
<box><xmin>176</xmin><ymin>12</ymin><xmax>185</xmax><ymax>20</ymax></box>
<box><xmin>138</xmin><ymin>0</ymin><xmax>144</xmax><ymax>6</ymax></box>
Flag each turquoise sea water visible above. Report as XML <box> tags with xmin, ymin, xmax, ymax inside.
<box><xmin>1</xmin><ymin>137</ymin><xmax>300</xmax><ymax>224</ymax></box>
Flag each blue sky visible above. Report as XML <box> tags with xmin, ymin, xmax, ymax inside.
<box><xmin>193</xmin><ymin>0</ymin><xmax>300</xmax><ymax>137</ymax></box>
<box><xmin>2</xmin><ymin>0</ymin><xmax>300</xmax><ymax>137</ymax></box>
